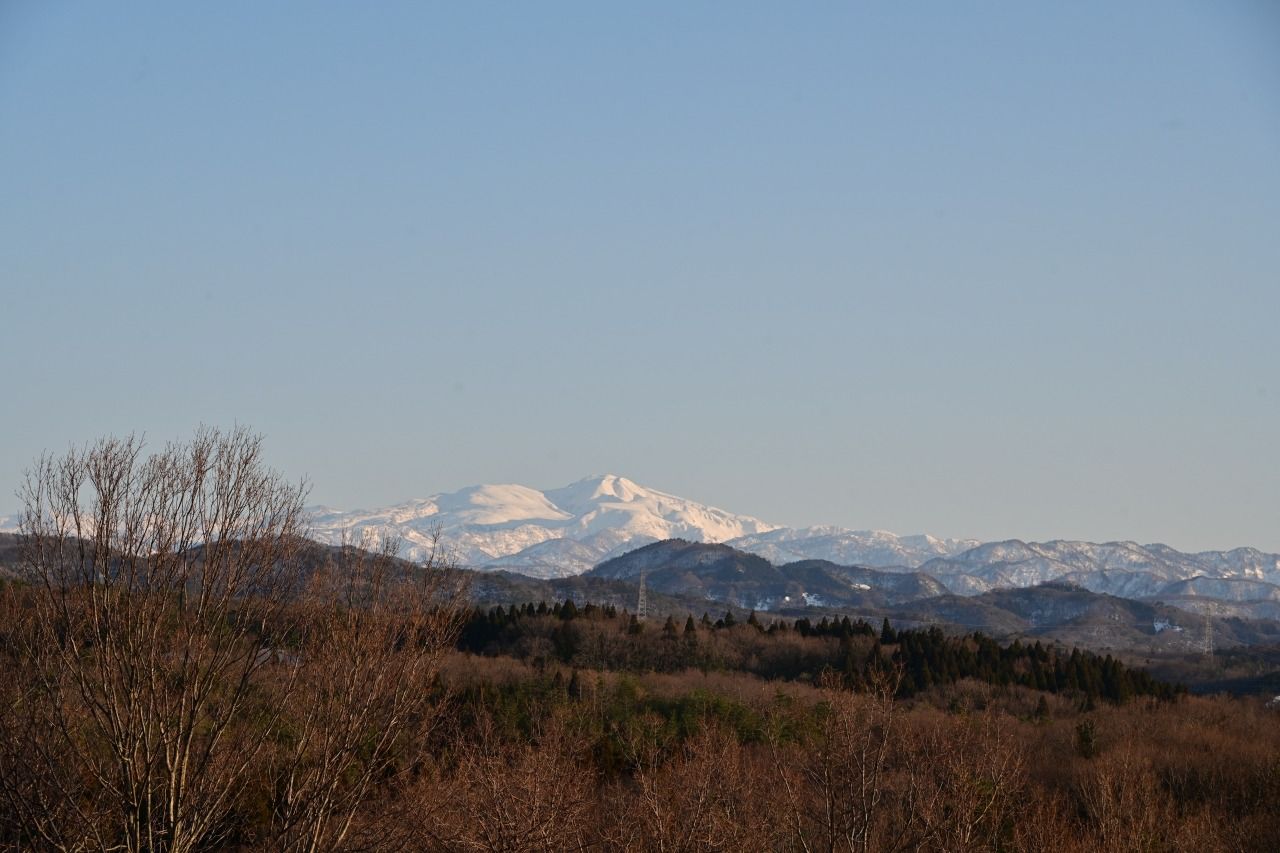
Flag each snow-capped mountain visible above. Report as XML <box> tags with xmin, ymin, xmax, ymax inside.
<box><xmin>305</xmin><ymin>477</ymin><xmax>990</xmax><ymax>578</ymax></box>
<box><xmin>306</xmin><ymin>475</ymin><xmax>779</xmax><ymax>576</ymax></box>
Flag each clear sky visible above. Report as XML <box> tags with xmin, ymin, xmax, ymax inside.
<box><xmin>2</xmin><ymin>2</ymin><xmax>1278</xmax><ymax>551</ymax></box>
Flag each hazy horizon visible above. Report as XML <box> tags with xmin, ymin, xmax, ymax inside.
<box><xmin>3</xmin><ymin>3</ymin><xmax>1278</xmax><ymax>552</ymax></box>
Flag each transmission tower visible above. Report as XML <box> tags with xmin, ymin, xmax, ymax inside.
<box><xmin>637</xmin><ymin>570</ymin><xmax>648</xmax><ymax>620</ymax></box>
<box><xmin>1202</xmin><ymin>602</ymin><xmax>1216</xmax><ymax>660</ymax></box>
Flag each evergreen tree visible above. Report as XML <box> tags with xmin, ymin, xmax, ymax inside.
<box><xmin>1075</xmin><ymin>719</ymin><xmax>1098</xmax><ymax>758</ymax></box>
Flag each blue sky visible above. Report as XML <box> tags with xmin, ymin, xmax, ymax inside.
<box><xmin>2</xmin><ymin>2</ymin><xmax>1278</xmax><ymax>550</ymax></box>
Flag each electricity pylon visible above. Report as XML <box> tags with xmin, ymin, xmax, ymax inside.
<box><xmin>1202</xmin><ymin>601</ymin><xmax>1216</xmax><ymax>660</ymax></box>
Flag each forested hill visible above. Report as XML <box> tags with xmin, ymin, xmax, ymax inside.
<box><xmin>458</xmin><ymin>601</ymin><xmax>1184</xmax><ymax>704</ymax></box>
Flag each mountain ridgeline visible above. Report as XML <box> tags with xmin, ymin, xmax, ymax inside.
<box><xmin>589</xmin><ymin>539</ymin><xmax>947</xmax><ymax>609</ymax></box>
<box><xmin>281</xmin><ymin>477</ymin><xmax>1280</xmax><ymax>614</ymax></box>
<box><xmin>582</xmin><ymin>538</ymin><xmax>1280</xmax><ymax>654</ymax></box>
<box><xmin>9</xmin><ymin>475</ymin><xmax>1277</xmax><ymax>605</ymax></box>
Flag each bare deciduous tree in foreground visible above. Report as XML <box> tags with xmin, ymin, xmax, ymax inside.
<box><xmin>268</xmin><ymin>531</ymin><xmax>467</xmax><ymax>852</ymax></box>
<box><xmin>0</xmin><ymin>428</ymin><xmax>466</xmax><ymax>853</ymax></box>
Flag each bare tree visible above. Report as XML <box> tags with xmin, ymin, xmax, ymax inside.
<box><xmin>1</xmin><ymin>428</ymin><xmax>307</xmax><ymax>852</ymax></box>
<box><xmin>916</xmin><ymin>708</ymin><xmax>1025</xmax><ymax>852</ymax></box>
<box><xmin>429</xmin><ymin>711</ymin><xmax>593</xmax><ymax>853</ymax></box>
<box><xmin>604</xmin><ymin>721</ymin><xmax>784</xmax><ymax>852</ymax></box>
<box><xmin>1077</xmin><ymin>747</ymin><xmax>1178</xmax><ymax>851</ymax></box>
<box><xmin>773</xmin><ymin>668</ymin><xmax>932</xmax><ymax>853</ymax></box>
<box><xmin>265</xmin><ymin>531</ymin><xmax>468</xmax><ymax>852</ymax></box>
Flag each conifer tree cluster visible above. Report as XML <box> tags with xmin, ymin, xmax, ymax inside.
<box><xmin>455</xmin><ymin>601</ymin><xmax>1182</xmax><ymax>704</ymax></box>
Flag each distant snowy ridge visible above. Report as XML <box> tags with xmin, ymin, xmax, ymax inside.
<box><xmin>728</xmin><ymin>526</ymin><xmax>981</xmax><ymax>569</ymax></box>
<box><xmin>917</xmin><ymin>539</ymin><xmax>1280</xmax><ymax>595</ymax></box>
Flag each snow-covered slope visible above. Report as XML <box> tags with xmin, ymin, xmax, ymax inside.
<box><xmin>306</xmin><ymin>475</ymin><xmax>778</xmax><ymax>572</ymax></box>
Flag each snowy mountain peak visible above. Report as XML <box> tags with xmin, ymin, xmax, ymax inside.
<box><xmin>306</xmin><ymin>475</ymin><xmax>778</xmax><ymax>575</ymax></box>
<box><xmin>581</xmin><ymin>474</ymin><xmax>641</xmax><ymax>500</ymax></box>
<box><xmin>542</xmin><ymin>474</ymin><xmax>648</xmax><ymax>513</ymax></box>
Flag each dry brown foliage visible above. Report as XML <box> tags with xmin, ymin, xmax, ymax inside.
<box><xmin>264</xmin><ymin>532</ymin><xmax>467</xmax><ymax>853</ymax></box>
<box><xmin>423</xmin><ymin>713</ymin><xmax>594</xmax><ymax>852</ymax></box>
<box><xmin>601</xmin><ymin>722</ymin><xmax>785</xmax><ymax>852</ymax></box>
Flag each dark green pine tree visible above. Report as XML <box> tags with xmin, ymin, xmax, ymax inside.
<box><xmin>840</xmin><ymin>638</ymin><xmax>859</xmax><ymax>684</ymax></box>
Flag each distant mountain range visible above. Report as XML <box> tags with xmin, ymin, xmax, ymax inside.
<box><xmin>5</xmin><ymin>474</ymin><xmax>1279</xmax><ymax>611</ymax></box>
<box><xmin>917</xmin><ymin>539</ymin><xmax>1280</xmax><ymax>592</ymax></box>
<box><xmin>2</xmin><ymin>525</ymin><xmax>1277</xmax><ymax>662</ymax></box>
<box><xmin>294</xmin><ymin>474</ymin><xmax>1280</xmax><ymax>596</ymax></box>
<box><xmin>583</xmin><ymin>538</ymin><xmax>1280</xmax><ymax>653</ymax></box>
<box><xmin>589</xmin><ymin>539</ymin><xmax>948</xmax><ymax>610</ymax></box>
